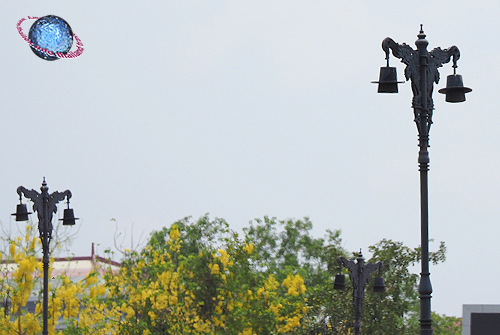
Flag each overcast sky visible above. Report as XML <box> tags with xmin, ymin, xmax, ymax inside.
<box><xmin>1</xmin><ymin>0</ymin><xmax>498</xmax><ymax>317</ymax></box>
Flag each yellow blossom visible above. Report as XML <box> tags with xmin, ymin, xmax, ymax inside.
<box><xmin>243</xmin><ymin>242</ymin><xmax>254</xmax><ymax>255</ymax></box>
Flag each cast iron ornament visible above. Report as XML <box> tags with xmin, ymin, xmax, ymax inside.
<box><xmin>338</xmin><ymin>252</ymin><xmax>383</xmax><ymax>335</ymax></box>
<box><xmin>16</xmin><ymin>179</ymin><xmax>72</xmax><ymax>246</ymax></box>
<box><xmin>382</xmin><ymin>26</ymin><xmax>460</xmax><ymax>134</ymax></box>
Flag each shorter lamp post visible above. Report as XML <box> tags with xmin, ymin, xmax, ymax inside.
<box><xmin>12</xmin><ymin>178</ymin><xmax>78</xmax><ymax>335</ymax></box>
<box><xmin>334</xmin><ymin>251</ymin><xmax>384</xmax><ymax>335</ymax></box>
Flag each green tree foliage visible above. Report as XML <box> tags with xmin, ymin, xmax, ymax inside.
<box><xmin>243</xmin><ymin>216</ymin><xmax>352</xmax><ymax>333</ymax></box>
<box><xmin>242</xmin><ymin>216</ymin><xmax>454</xmax><ymax>334</ymax></box>
<box><xmin>143</xmin><ymin>215</ymin><xmax>458</xmax><ymax>334</ymax></box>
<box><xmin>431</xmin><ymin>312</ymin><xmax>462</xmax><ymax>335</ymax></box>
<box><xmin>361</xmin><ymin>239</ymin><xmax>446</xmax><ymax>335</ymax></box>
<box><xmin>0</xmin><ymin>216</ymin><xmax>460</xmax><ymax>334</ymax></box>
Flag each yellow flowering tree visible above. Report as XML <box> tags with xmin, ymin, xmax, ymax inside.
<box><xmin>0</xmin><ymin>217</ymin><xmax>457</xmax><ymax>335</ymax></box>
<box><xmin>0</xmin><ymin>223</ymin><xmax>42</xmax><ymax>335</ymax></box>
<box><xmin>0</xmin><ymin>222</ymin><xmax>111</xmax><ymax>335</ymax></box>
<box><xmin>0</xmin><ymin>218</ymin><xmax>307</xmax><ymax>335</ymax></box>
<box><xmin>104</xmin><ymin>216</ymin><xmax>307</xmax><ymax>334</ymax></box>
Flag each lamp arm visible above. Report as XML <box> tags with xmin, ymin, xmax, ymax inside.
<box><xmin>338</xmin><ymin>256</ymin><xmax>356</xmax><ymax>273</ymax></box>
<box><xmin>430</xmin><ymin>46</ymin><xmax>459</xmax><ymax>65</ymax></box>
<box><xmin>382</xmin><ymin>37</ymin><xmax>399</xmax><ymax>61</ymax></box>
<box><xmin>447</xmin><ymin>45</ymin><xmax>460</xmax><ymax>68</ymax></box>
<box><xmin>382</xmin><ymin>37</ymin><xmax>416</xmax><ymax>67</ymax></box>
<box><xmin>17</xmin><ymin>186</ymin><xmax>42</xmax><ymax>215</ymax></box>
<box><xmin>47</xmin><ymin>190</ymin><xmax>72</xmax><ymax>219</ymax></box>
<box><xmin>363</xmin><ymin>262</ymin><xmax>383</xmax><ymax>283</ymax></box>
<box><xmin>17</xmin><ymin>186</ymin><xmax>39</xmax><ymax>202</ymax></box>
<box><xmin>50</xmin><ymin>190</ymin><xmax>72</xmax><ymax>206</ymax></box>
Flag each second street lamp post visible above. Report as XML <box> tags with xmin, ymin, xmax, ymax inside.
<box><xmin>12</xmin><ymin>178</ymin><xmax>78</xmax><ymax>335</ymax></box>
<box><xmin>373</xmin><ymin>26</ymin><xmax>471</xmax><ymax>334</ymax></box>
<box><xmin>333</xmin><ymin>251</ymin><xmax>384</xmax><ymax>335</ymax></box>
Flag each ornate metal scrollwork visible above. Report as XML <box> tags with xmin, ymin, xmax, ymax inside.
<box><xmin>17</xmin><ymin>180</ymin><xmax>72</xmax><ymax>245</ymax></box>
<box><xmin>338</xmin><ymin>252</ymin><xmax>383</xmax><ymax>334</ymax></box>
<box><xmin>381</xmin><ymin>32</ymin><xmax>460</xmax><ymax>135</ymax></box>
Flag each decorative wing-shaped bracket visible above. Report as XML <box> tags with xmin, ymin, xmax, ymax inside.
<box><xmin>17</xmin><ymin>184</ymin><xmax>72</xmax><ymax>244</ymax></box>
<box><xmin>381</xmin><ymin>35</ymin><xmax>461</xmax><ymax>133</ymax></box>
<box><xmin>338</xmin><ymin>255</ymin><xmax>383</xmax><ymax>308</ymax></box>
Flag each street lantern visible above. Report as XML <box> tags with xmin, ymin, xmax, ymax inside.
<box><xmin>373</xmin><ymin>25</ymin><xmax>471</xmax><ymax>334</ymax></box>
<box><xmin>334</xmin><ymin>251</ymin><xmax>384</xmax><ymax>335</ymax></box>
<box><xmin>12</xmin><ymin>178</ymin><xmax>78</xmax><ymax>335</ymax></box>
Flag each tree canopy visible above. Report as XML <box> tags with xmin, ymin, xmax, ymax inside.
<box><xmin>0</xmin><ymin>216</ymin><xmax>461</xmax><ymax>334</ymax></box>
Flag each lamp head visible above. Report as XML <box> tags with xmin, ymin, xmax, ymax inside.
<box><xmin>12</xmin><ymin>203</ymin><xmax>31</xmax><ymax>221</ymax></box>
<box><xmin>372</xmin><ymin>66</ymin><xmax>403</xmax><ymax>93</ymax></box>
<box><xmin>333</xmin><ymin>274</ymin><xmax>346</xmax><ymax>290</ymax></box>
<box><xmin>59</xmin><ymin>197</ymin><xmax>79</xmax><ymax>226</ymax></box>
<box><xmin>60</xmin><ymin>208</ymin><xmax>78</xmax><ymax>226</ymax></box>
<box><xmin>373</xmin><ymin>276</ymin><xmax>385</xmax><ymax>293</ymax></box>
<box><xmin>438</xmin><ymin>73</ymin><xmax>472</xmax><ymax>103</ymax></box>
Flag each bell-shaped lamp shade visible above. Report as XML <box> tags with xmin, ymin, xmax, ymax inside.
<box><xmin>372</xmin><ymin>67</ymin><xmax>402</xmax><ymax>93</ymax></box>
<box><xmin>12</xmin><ymin>204</ymin><xmax>31</xmax><ymax>221</ymax></box>
<box><xmin>438</xmin><ymin>74</ymin><xmax>472</xmax><ymax>103</ymax></box>
<box><xmin>59</xmin><ymin>208</ymin><xmax>79</xmax><ymax>226</ymax></box>
<box><xmin>333</xmin><ymin>274</ymin><xmax>346</xmax><ymax>290</ymax></box>
<box><xmin>373</xmin><ymin>277</ymin><xmax>385</xmax><ymax>293</ymax></box>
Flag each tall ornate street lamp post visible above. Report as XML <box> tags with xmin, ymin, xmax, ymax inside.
<box><xmin>373</xmin><ymin>26</ymin><xmax>471</xmax><ymax>334</ymax></box>
<box><xmin>12</xmin><ymin>178</ymin><xmax>78</xmax><ymax>335</ymax></box>
<box><xmin>333</xmin><ymin>251</ymin><xmax>384</xmax><ymax>335</ymax></box>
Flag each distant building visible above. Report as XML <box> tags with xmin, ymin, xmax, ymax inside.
<box><xmin>462</xmin><ymin>304</ymin><xmax>500</xmax><ymax>335</ymax></box>
<box><xmin>51</xmin><ymin>243</ymin><xmax>121</xmax><ymax>282</ymax></box>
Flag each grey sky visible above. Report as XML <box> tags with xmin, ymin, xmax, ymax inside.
<box><xmin>1</xmin><ymin>1</ymin><xmax>497</xmax><ymax>317</ymax></box>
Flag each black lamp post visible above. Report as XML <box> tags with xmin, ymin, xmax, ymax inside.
<box><xmin>373</xmin><ymin>26</ymin><xmax>471</xmax><ymax>334</ymax></box>
<box><xmin>12</xmin><ymin>178</ymin><xmax>78</xmax><ymax>335</ymax></box>
<box><xmin>333</xmin><ymin>251</ymin><xmax>384</xmax><ymax>335</ymax></box>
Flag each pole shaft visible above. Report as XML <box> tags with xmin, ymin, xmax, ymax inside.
<box><xmin>354</xmin><ymin>296</ymin><xmax>361</xmax><ymax>335</ymax></box>
<box><xmin>42</xmin><ymin>185</ymin><xmax>49</xmax><ymax>335</ymax></box>
<box><xmin>419</xmin><ymin>139</ymin><xmax>433</xmax><ymax>334</ymax></box>
<box><xmin>416</xmin><ymin>30</ymin><xmax>433</xmax><ymax>335</ymax></box>
<box><xmin>354</xmin><ymin>257</ymin><xmax>362</xmax><ymax>335</ymax></box>
<box><xmin>42</xmin><ymin>244</ymin><xmax>49</xmax><ymax>335</ymax></box>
